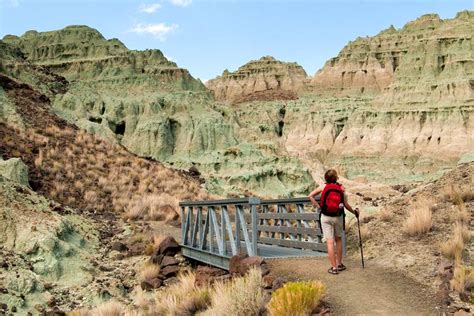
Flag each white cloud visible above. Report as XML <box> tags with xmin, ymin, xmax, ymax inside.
<box><xmin>170</xmin><ymin>0</ymin><xmax>192</xmax><ymax>7</ymax></box>
<box><xmin>129</xmin><ymin>23</ymin><xmax>178</xmax><ymax>41</ymax></box>
<box><xmin>139</xmin><ymin>3</ymin><xmax>162</xmax><ymax>14</ymax></box>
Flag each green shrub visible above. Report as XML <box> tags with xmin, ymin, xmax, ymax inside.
<box><xmin>267</xmin><ymin>281</ymin><xmax>326</xmax><ymax>316</ymax></box>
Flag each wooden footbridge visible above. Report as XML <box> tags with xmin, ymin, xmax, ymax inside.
<box><xmin>180</xmin><ymin>197</ymin><xmax>346</xmax><ymax>270</ymax></box>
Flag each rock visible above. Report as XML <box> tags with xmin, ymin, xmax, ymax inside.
<box><xmin>262</xmin><ymin>275</ymin><xmax>275</xmax><ymax>289</ymax></box>
<box><xmin>0</xmin><ymin>158</ymin><xmax>29</xmax><ymax>187</ymax></box>
<box><xmin>271</xmin><ymin>277</ymin><xmax>286</xmax><ymax>291</ymax></box>
<box><xmin>207</xmin><ymin>56</ymin><xmax>307</xmax><ymax>102</ymax></box>
<box><xmin>140</xmin><ymin>277</ymin><xmax>163</xmax><ymax>291</ymax></box>
<box><xmin>160</xmin><ymin>256</ymin><xmax>179</xmax><ymax>268</ymax></box>
<box><xmin>453</xmin><ymin>310</ymin><xmax>471</xmax><ymax>316</ymax></box>
<box><xmin>155</xmin><ymin>236</ymin><xmax>180</xmax><ymax>256</ymax></box>
<box><xmin>152</xmin><ymin>254</ymin><xmax>165</xmax><ymax>265</ymax></box>
<box><xmin>195</xmin><ymin>265</ymin><xmax>228</xmax><ymax>286</ymax></box>
<box><xmin>437</xmin><ymin>261</ymin><xmax>453</xmax><ymax>276</ymax></box>
<box><xmin>160</xmin><ymin>265</ymin><xmax>180</xmax><ymax>277</ymax></box>
<box><xmin>45</xmin><ymin>310</ymin><xmax>66</xmax><ymax>316</ymax></box>
<box><xmin>110</xmin><ymin>241</ymin><xmax>128</xmax><ymax>252</ymax></box>
<box><xmin>0</xmin><ymin>303</ymin><xmax>7</xmax><ymax>310</ymax></box>
<box><xmin>229</xmin><ymin>254</ymin><xmax>265</xmax><ymax>276</ymax></box>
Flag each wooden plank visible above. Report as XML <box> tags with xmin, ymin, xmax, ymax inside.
<box><xmin>258</xmin><ymin>237</ymin><xmax>327</xmax><ymax>252</ymax></box>
<box><xmin>280</xmin><ymin>205</ymin><xmax>296</xmax><ymax>240</ymax></box>
<box><xmin>258</xmin><ymin>212</ymin><xmax>320</xmax><ymax>221</ymax></box>
<box><xmin>235</xmin><ymin>206</ymin><xmax>241</xmax><ymax>252</ymax></box>
<box><xmin>257</xmin><ymin>225</ymin><xmax>322</xmax><ymax>237</ymax></box>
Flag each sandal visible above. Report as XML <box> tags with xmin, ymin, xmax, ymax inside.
<box><xmin>337</xmin><ymin>264</ymin><xmax>347</xmax><ymax>271</ymax></box>
<box><xmin>328</xmin><ymin>267</ymin><xmax>338</xmax><ymax>275</ymax></box>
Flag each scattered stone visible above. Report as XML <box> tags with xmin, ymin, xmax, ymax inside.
<box><xmin>155</xmin><ymin>236</ymin><xmax>180</xmax><ymax>256</ymax></box>
<box><xmin>160</xmin><ymin>265</ymin><xmax>180</xmax><ymax>277</ymax></box>
<box><xmin>271</xmin><ymin>277</ymin><xmax>286</xmax><ymax>291</ymax></box>
<box><xmin>229</xmin><ymin>254</ymin><xmax>266</xmax><ymax>276</ymax></box>
<box><xmin>140</xmin><ymin>277</ymin><xmax>163</xmax><ymax>291</ymax></box>
<box><xmin>195</xmin><ymin>265</ymin><xmax>228</xmax><ymax>286</ymax></box>
<box><xmin>0</xmin><ymin>158</ymin><xmax>30</xmax><ymax>187</ymax></box>
<box><xmin>110</xmin><ymin>241</ymin><xmax>128</xmax><ymax>252</ymax></box>
<box><xmin>160</xmin><ymin>256</ymin><xmax>179</xmax><ymax>268</ymax></box>
<box><xmin>263</xmin><ymin>275</ymin><xmax>275</xmax><ymax>289</ymax></box>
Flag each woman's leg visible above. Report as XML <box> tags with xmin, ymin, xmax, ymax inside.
<box><xmin>326</xmin><ymin>238</ymin><xmax>337</xmax><ymax>268</ymax></box>
<box><xmin>335</xmin><ymin>236</ymin><xmax>343</xmax><ymax>266</ymax></box>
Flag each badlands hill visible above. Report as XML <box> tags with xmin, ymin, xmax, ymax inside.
<box><xmin>2</xmin><ymin>25</ymin><xmax>313</xmax><ymax>198</ymax></box>
<box><xmin>208</xmin><ymin>11</ymin><xmax>474</xmax><ymax>185</ymax></box>
<box><xmin>206</xmin><ymin>56</ymin><xmax>308</xmax><ymax>103</ymax></box>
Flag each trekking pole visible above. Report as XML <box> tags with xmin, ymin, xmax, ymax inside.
<box><xmin>356</xmin><ymin>211</ymin><xmax>365</xmax><ymax>268</ymax></box>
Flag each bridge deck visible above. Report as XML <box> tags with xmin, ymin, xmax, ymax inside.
<box><xmin>181</xmin><ymin>241</ymin><xmax>325</xmax><ymax>270</ymax></box>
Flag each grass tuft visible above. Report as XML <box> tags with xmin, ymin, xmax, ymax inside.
<box><xmin>267</xmin><ymin>280</ymin><xmax>326</xmax><ymax>316</ymax></box>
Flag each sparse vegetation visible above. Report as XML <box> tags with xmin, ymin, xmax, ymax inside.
<box><xmin>204</xmin><ymin>268</ymin><xmax>265</xmax><ymax>316</ymax></box>
<box><xmin>403</xmin><ymin>202</ymin><xmax>432</xmax><ymax>236</ymax></box>
<box><xmin>379</xmin><ymin>209</ymin><xmax>393</xmax><ymax>222</ymax></box>
<box><xmin>267</xmin><ymin>280</ymin><xmax>326</xmax><ymax>316</ymax></box>
<box><xmin>139</xmin><ymin>263</ymin><xmax>160</xmax><ymax>282</ymax></box>
<box><xmin>451</xmin><ymin>265</ymin><xmax>474</xmax><ymax>294</ymax></box>
<box><xmin>1</xmin><ymin>124</ymin><xmax>207</xmax><ymax>222</ymax></box>
<box><xmin>155</xmin><ymin>271</ymin><xmax>207</xmax><ymax>315</ymax></box>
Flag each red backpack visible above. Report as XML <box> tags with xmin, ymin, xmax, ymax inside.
<box><xmin>320</xmin><ymin>183</ymin><xmax>344</xmax><ymax>216</ymax></box>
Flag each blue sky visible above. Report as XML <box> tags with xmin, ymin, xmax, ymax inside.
<box><xmin>0</xmin><ymin>0</ymin><xmax>472</xmax><ymax>81</ymax></box>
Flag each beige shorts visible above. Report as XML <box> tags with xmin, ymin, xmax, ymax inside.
<box><xmin>321</xmin><ymin>214</ymin><xmax>343</xmax><ymax>239</ymax></box>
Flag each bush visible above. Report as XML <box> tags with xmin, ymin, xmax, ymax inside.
<box><xmin>451</xmin><ymin>265</ymin><xmax>474</xmax><ymax>293</ymax></box>
<box><xmin>379</xmin><ymin>209</ymin><xmax>393</xmax><ymax>222</ymax></box>
<box><xmin>403</xmin><ymin>203</ymin><xmax>432</xmax><ymax>236</ymax></box>
<box><xmin>204</xmin><ymin>268</ymin><xmax>265</xmax><ymax>316</ymax></box>
<box><xmin>267</xmin><ymin>281</ymin><xmax>326</xmax><ymax>316</ymax></box>
<box><xmin>440</xmin><ymin>223</ymin><xmax>467</xmax><ymax>262</ymax></box>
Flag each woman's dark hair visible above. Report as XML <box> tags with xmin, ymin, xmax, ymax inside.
<box><xmin>324</xmin><ymin>169</ymin><xmax>338</xmax><ymax>184</ymax></box>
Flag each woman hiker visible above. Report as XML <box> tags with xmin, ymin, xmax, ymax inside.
<box><xmin>308</xmin><ymin>169</ymin><xmax>359</xmax><ymax>275</ymax></box>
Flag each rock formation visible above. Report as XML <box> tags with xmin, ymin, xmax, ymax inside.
<box><xmin>310</xmin><ymin>11</ymin><xmax>474</xmax><ymax>109</ymax></box>
<box><xmin>1</xmin><ymin>26</ymin><xmax>314</xmax><ymax>197</ymax></box>
<box><xmin>206</xmin><ymin>56</ymin><xmax>308</xmax><ymax>102</ymax></box>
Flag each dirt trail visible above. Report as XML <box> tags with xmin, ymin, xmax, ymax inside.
<box><xmin>268</xmin><ymin>257</ymin><xmax>441</xmax><ymax>316</ymax></box>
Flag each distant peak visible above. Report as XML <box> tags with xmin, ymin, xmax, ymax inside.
<box><xmin>259</xmin><ymin>56</ymin><xmax>276</xmax><ymax>61</ymax></box>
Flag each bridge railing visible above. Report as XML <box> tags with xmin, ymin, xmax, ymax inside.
<box><xmin>179</xmin><ymin>196</ymin><xmax>332</xmax><ymax>268</ymax></box>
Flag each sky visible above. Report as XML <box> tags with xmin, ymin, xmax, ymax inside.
<box><xmin>0</xmin><ymin>0</ymin><xmax>472</xmax><ymax>81</ymax></box>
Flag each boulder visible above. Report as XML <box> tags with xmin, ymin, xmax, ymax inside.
<box><xmin>229</xmin><ymin>254</ymin><xmax>266</xmax><ymax>276</ymax></box>
<box><xmin>160</xmin><ymin>265</ymin><xmax>179</xmax><ymax>277</ymax></box>
<box><xmin>0</xmin><ymin>158</ymin><xmax>29</xmax><ymax>187</ymax></box>
<box><xmin>160</xmin><ymin>256</ymin><xmax>179</xmax><ymax>268</ymax></box>
<box><xmin>154</xmin><ymin>236</ymin><xmax>180</xmax><ymax>256</ymax></box>
<box><xmin>110</xmin><ymin>241</ymin><xmax>128</xmax><ymax>252</ymax></box>
<box><xmin>195</xmin><ymin>265</ymin><xmax>228</xmax><ymax>286</ymax></box>
<box><xmin>140</xmin><ymin>277</ymin><xmax>163</xmax><ymax>291</ymax></box>
<box><xmin>453</xmin><ymin>310</ymin><xmax>471</xmax><ymax>316</ymax></box>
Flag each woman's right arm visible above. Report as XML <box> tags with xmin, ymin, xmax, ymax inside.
<box><xmin>308</xmin><ymin>186</ymin><xmax>323</xmax><ymax>207</ymax></box>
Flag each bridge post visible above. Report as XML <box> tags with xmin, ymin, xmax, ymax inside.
<box><xmin>249</xmin><ymin>197</ymin><xmax>261</xmax><ymax>256</ymax></box>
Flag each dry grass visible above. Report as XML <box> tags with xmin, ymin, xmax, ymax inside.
<box><xmin>267</xmin><ymin>280</ymin><xmax>326</xmax><ymax>316</ymax></box>
<box><xmin>443</xmin><ymin>184</ymin><xmax>474</xmax><ymax>204</ymax></box>
<box><xmin>204</xmin><ymin>268</ymin><xmax>265</xmax><ymax>316</ymax></box>
<box><xmin>91</xmin><ymin>301</ymin><xmax>126</xmax><ymax>316</ymax></box>
<box><xmin>155</xmin><ymin>271</ymin><xmax>207</xmax><ymax>315</ymax></box>
<box><xmin>440</xmin><ymin>224</ymin><xmax>468</xmax><ymax>262</ymax></box>
<box><xmin>451</xmin><ymin>265</ymin><xmax>474</xmax><ymax>293</ymax></box>
<box><xmin>403</xmin><ymin>202</ymin><xmax>432</xmax><ymax>236</ymax></box>
<box><xmin>139</xmin><ymin>263</ymin><xmax>160</xmax><ymax>282</ymax></box>
<box><xmin>378</xmin><ymin>209</ymin><xmax>393</xmax><ymax>222</ymax></box>
<box><xmin>1</xmin><ymin>124</ymin><xmax>208</xmax><ymax>222</ymax></box>
<box><xmin>453</xmin><ymin>203</ymin><xmax>471</xmax><ymax>224</ymax></box>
